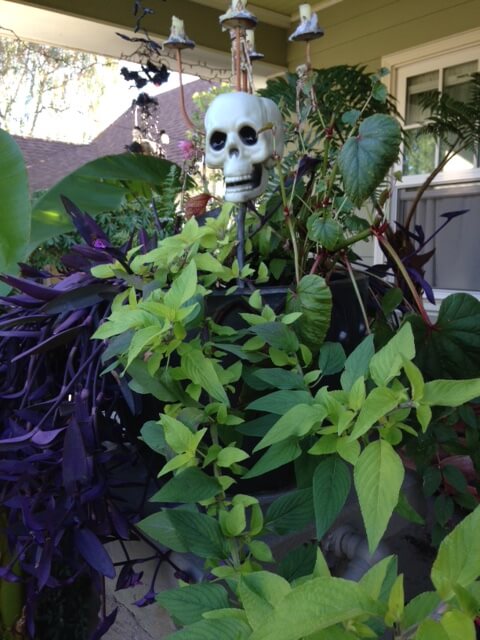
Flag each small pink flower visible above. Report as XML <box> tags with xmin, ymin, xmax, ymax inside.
<box><xmin>178</xmin><ymin>139</ymin><xmax>195</xmax><ymax>160</ymax></box>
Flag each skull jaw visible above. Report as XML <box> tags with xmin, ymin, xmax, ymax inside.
<box><xmin>224</xmin><ymin>163</ymin><xmax>268</xmax><ymax>203</ymax></box>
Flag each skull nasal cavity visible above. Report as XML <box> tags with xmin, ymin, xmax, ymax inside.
<box><xmin>210</xmin><ymin>131</ymin><xmax>226</xmax><ymax>151</ymax></box>
<box><xmin>239</xmin><ymin>126</ymin><xmax>258</xmax><ymax>146</ymax></box>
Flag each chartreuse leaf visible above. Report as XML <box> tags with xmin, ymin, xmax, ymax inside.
<box><xmin>440</xmin><ymin>610</ymin><xmax>476</xmax><ymax>640</ymax></box>
<box><xmin>181</xmin><ymin>346</ymin><xmax>229</xmax><ymax>406</ymax></box>
<box><xmin>313</xmin><ymin>455</ymin><xmax>351</xmax><ymax>540</ymax></box>
<box><xmin>369</xmin><ymin>323</ymin><xmax>415</xmax><ymax>387</ymax></box>
<box><xmin>149</xmin><ymin>467</ymin><xmax>222</xmax><ymax>503</ymax></box>
<box><xmin>340</xmin><ymin>335</ymin><xmax>375</xmax><ymax>392</ymax></box>
<box><xmin>359</xmin><ymin>556</ymin><xmax>397</xmax><ymax>602</ymax></box>
<box><xmin>239</xmin><ymin>572</ymin><xmax>291</xmax><ymax>630</ymax></box>
<box><xmin>431</xmin><ymin>505</ymin><xmax>480</xmax><ymax>600</ymax></box>
<box><xmin>164</xmin><ymin>259</ymin><xmax>197</xmax><ymax>309</ymax></box>
<box><xmin>384</xmin><ymin>574</ymin><xmax>404</xmax><ymax>626</ymax></box>
<box><xmin>416</xmin><ymin>619</ymin><xmax>450</xmax><ymax>640</ymax></box>
<box><xmin>156</xmin><ymin>583</ymin><xmax>229</xmax><ymax>626</ymax></box>
<box><xmin>422</xmin><ymin>379</ymin><xmax>480</xmax><ymax>407</ymax></box>
<box><xmin>286</xmin><ymin>274</ymin><xmax>332</xmax><ymax>352</ymax></box>
<box><xmin>339</xmin><ymin>113</ymin><xmax>401</xmax><ymax>207</ymax></box>
<box><xmin>168</xmin><ymin>618</ymin><xmax>251</xmax><ymax>639</ymax></box>
<box><xmin>349</xmin><ymin>387</ymin><xmax>402</xmax><ymax>440</ymax></box>
<box><xmin>403</xmin><ymin>358</ymin><xmax>424</xmax><ymax>402</ymax></box>
<box><xmin>354</xmin><ymin>440</ymin><xmax>405</xmax><ymax>553</ymax></box>
<box><xmin>254</xmin><ymin>404</ymin><xmax>325</xmax><ymax>451</ymax></box>
<box><xmin>137</xmin><ymin>509</ymin><xmax>227</xmax><ymax>559</ymax></box>
<box><xmin>249</xmin><ymin>577</ymin><xmax>380</xmax><ymax>640</ymax></box>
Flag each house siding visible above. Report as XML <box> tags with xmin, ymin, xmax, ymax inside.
<box><xmin>288</xmin><ymin>0</ymin><xmax>480</xmax><ymax>71</ymax></box>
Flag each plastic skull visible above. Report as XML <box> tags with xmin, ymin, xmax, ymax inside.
<box><xmin>204</xmin><ymin>92</ymin><xmax>284</xmax><ymax>203</ymax></box>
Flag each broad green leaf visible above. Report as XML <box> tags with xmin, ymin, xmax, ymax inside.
<box><xmin>286</xmin><ymin>274</ymin><xmax>332</xmax><ymax>352</ymax></box>
<box><xmin>156</xmin><ymin>583</ymin><xmax>229</xmax><ymax>626</ymax></box>
<box><xmin>354</xmin><ymin>440</ymin><xmax>405</xmax><ymax>553</ymax></box>
<box><xmin>249</xmin><ymin>577</ymin><xmax>379</xmax><ymax>640</ymax></box>
<box><xmin>431</xmin><ymin>506</ymin><xmax>480</xmax><ymax>600</ymax></box>
<box><xmin>265</xmin><ymin>488</ymin><xmax>314</xmax><ymax>535</ymax></box>
<box><xmin>169</xmin><ymin>618</ymin><xmax>251</xmax><ymax>639</ymax></box>
<box><xmin>128</xmin><ymin>360</ymin><xmax>181</xmax><ymax>402</ymax></box>
<box><xmin>340</xmin><ymin>335</ymin><xmax>375</xmax><ymax>392</ymax></box>
<box><xmin>318</xmin><ymin>342</ymin><xmax>346</xmax><ymax>377</ymax></box>
<box><xmin>0</xmin><ymin>129</ymin><xmax>30</xmax><ymax>291</ymax></box>
<box><xmin>401</xmin><ymin>592</ymin><xmax>440</xmax><ymax>632</ymax></box>
<box><xmin>313</xmin><ymin>455</ymin><xmax>351</xmax><ymax>539</ymax></box>
<box><xmin>137</xmin><ymin>509</ymin><xmax>227</xmax><ymax>559</ymax></box>
<box><xmin>255</xmin><ymin>404</ymin><xmax>325</xmax><ymax>451</ymax></box>
<box><xmin>30</xmin><ymin>154</ymin><xmax>182</xmax><ymax>251</ymax></box>
<box><xmin>349</xmin><ymin>387</ymin><xmax>402</xmax><ymax>440</ymax></box>
<box><xmin>369</xmin><ymin>323</ymin><xmax>415</xmax><ymax>387</ymax></box>
<box><xmin>422</xmin><ymin>379</ymin><xmax>480</xmax><ymax>407</ymax></box>
<box><xmin>339</xmin><ymin>114</ymin><xmax>401</xmax><ymax>207</ymax></box>
<box><xmin>239</xmin><ymin>572</ymin><xmax>291</xmax><ymax>630</ymax></box>
<box><xmin>140</xmin><ymin>421</ymin><xmax>167</xmax><ymax>455</ymax></box>
<box><xmin>246</xmin><ymin>390</ymin><xmax>313</xmax><ymax>414</ymax></box>
<box><xmin>307</xmin><ymin>215</ymin><xmax>344</xmax><ymax>250</ymax></box>
<box><xmin>149</xmin><ymin>467</ymin><xmax>223</xmax><ymax>503</ymax></box>
<box><xmin>440</xmin><ymin>610</ymin><xmax>476</xmax><ymax>640</ymax></box>
<box><xmin>381</xmin><ymin>288</ymin><xmax>403</xmax><ymax>316</ymax></box>
<box><xmin>277</xmin><ymin>543</ymin><xmax>318</xmax><ymax>582</ymax></box>
<box><xmin>408</xmin><ymin>294</ymin><xmax>480</xmax><ymax>379</ymax></box>
<box><xmin>182</xmin><ymin>347</ymin><xmax>229</xmax><ymax>405</ymax></box>
<box><xmin>251</xmin><ymin>322</ymin><xmax>299</xmax><ymax>352</ymax></box>
<box><xmin>243</xmin><ymin>439</ymin><xmax>302</xmax><ymax>479</ymax></box>
<box><xmin>252</xmin><ymin>368</ymin><xmax>305</xmax><ymax>390</ymax></box>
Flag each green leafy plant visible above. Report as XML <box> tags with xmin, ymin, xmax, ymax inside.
<box><xmin>91</xmin><ymin>217</ymin><xmax>480</xmax><ymax>637</ymax></box>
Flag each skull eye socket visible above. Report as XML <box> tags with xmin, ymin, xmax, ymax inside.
<box><xmin>210</xmin><ymin>131</ymin><xmax>227</xmax><ymax>151</ymax></box>
<box><xmin>239</xmin><ymin>126</ymin><xmax>258</xmax><ymax>146</ymax></box>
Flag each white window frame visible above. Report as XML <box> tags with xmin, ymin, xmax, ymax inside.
<box><xmin>379</xmin><ymin>29</ymin><xmax>480</xmax><ymax>310</ymax></box>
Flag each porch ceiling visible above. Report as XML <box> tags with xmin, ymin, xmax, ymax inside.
<box><xmin>2</xmin><ymin>0</ymin><xmax>340</xmax><ymax>80</ymax></box>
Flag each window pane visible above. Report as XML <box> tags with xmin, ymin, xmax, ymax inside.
<box><xmin>403</xmin><ymin>128</ymin><xmax>436</xmax><ymax>175</ymax></box>
<box><xmin>441</xmin><ymin>60</ymin><xmax>478</xmax><ymax>172</ymax></box>
<box><xmin>405</xmin><ymin>70</ymin><xmax>439</xmax><ymax>125</ymax></box>
<box><xmin>397</xmin><ymin>183</ymin><xmax>480</xmax><ymax>290</ymax></box>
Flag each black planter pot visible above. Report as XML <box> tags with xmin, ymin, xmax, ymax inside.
<box><xmin>206</xmin><ymin>272</ymin><xmax>369</xmax><ymax>355</ymax></box>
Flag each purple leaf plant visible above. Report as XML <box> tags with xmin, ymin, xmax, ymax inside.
<box><xmin>0</xmin><ymin>201</ymin><xmax>176</xmax><ymax>639</ymax></box>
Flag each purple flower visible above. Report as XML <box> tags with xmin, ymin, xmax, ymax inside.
<box><xmin>178</xmin><ymin>139</ymin><xmax>195</xmax><ymax>160</ymax></box>
<box><xmin>115</xmin><ymin>563</ymin><xmax>144</xmax><ymax>591</ymax></box>
<box><xmin>134</xmin><ymin>588</ymin><xmax>157</xmax><ymax>607</ymax></box>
